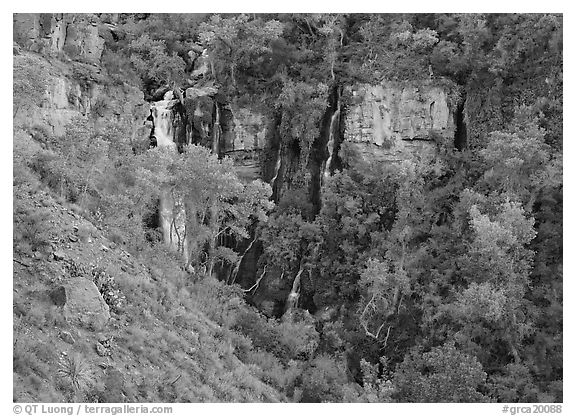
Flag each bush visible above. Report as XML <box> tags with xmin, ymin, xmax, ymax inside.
<box><xmin>277</xmin><ymin>318</ymin><xmax>319</xmax><ymax>360</ymax></box>
<box><xmin>299</xmin><ymin>354</ymin><xmax>349</xmax><ymax>402</ymax></box>
<box><xmin>91</xmin><ymin>266</ymin><xmax>126</xmax><ymax>314</ymax></box>
<box><xmin>13</xmin><ymin>204</ymin><xmax>54</xmax><ymax>254</ymax></box>
<box><xmin>189</xmin><ymin>277</ymin><xmax>245</xmax><ymax>328</ymax></box>
<box><xmin>232</xmin><ymin>309</ymin><xmax>288</xmax><ymax>360</ymax></box>
<box><xmin>393</xmin><ymin>343</ymin><xmax>489</xmax><ymax>402</ymax></box>
<box><xmin>57</xmin><ymin>353</ymin><xmax>92</xmax><ymax>398</ymax></box>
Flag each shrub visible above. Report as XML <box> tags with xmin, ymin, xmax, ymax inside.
<box><xmin>299</xmin><ymin>354</ymin><xmax>349</xmax><ymax>402</ymax></box>
<box><xmin>91</xmin><ymin>266</ymin><xmax>126</xmax><ymax>314</ymax></box>
<box><xmin>232</xmin><ymin>309</ymin><xmax>287</xmax><ymax>360</ymax></box>
<box><xmin>277</xmin><ymin>318</ymin><xmax>319</xmax><ymax>360</ymax></box>
<box><xmin>13</xmin><ymin>205</ymin><xmax>54</xmax><ymax>254</ymax></box>
<box><xmin>189</xmin><ymin>277</ymin><xmax>245</xmax><ymax>328</ymax></box>
<box><xmin>57</xmin><ymin>353</ymin><xmax>92</xmax><ymax>395</ymax></box>
<box><xmin>393</xmin><ymin>342</ymin><xmax>488</xmax><ymax>402</ymax></box>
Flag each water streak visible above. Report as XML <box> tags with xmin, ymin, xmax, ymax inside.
<box><xmin>270</xmin><ymin>147</ymin><xmax>282</xmax><ymax>192</ymax></box>
<box><xmin>322</xmin><ymin>89</ymin><xmax>341</xmax><ymax>183</ymax></box>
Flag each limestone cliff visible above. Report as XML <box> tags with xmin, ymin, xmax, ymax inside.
<box><xmin>342</xmin><ymin>82</ymin><xmax>456</xmax><ymax>165</ymax></box>
<box><xmin>13</xmin><ymin>13</ymin><xmax>149</xmax><ymax>141</ymax></box>
<box><xmin>13</xmin><ymin>51</ymin><xmax>149</xmax><ymax>140</ymax></box>
<box><xmin>13</xmin><ymin>13</ymin><xmax>106</xmax><ymax>65</ymax></box>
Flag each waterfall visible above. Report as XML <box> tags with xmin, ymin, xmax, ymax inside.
<box><xmin>229</xmin><ymin>235</ymin><xmax>257</xmax><ymax>284</ymax></box>
<box><xmin>283</xmin><ymin>264</ymin><xmax>304</xmax><ymax>318</ymax></box>
<box><xmin>322</xmin><ymin>88</ymin><xmax>341</xmax><ymax>183</ymax></box>
<box><xmin>212</xmin><ymin>103</ymin><xmax>221</xmax><ymax>155</ymax></box>
<box><xmin>159</xmin><ymin>189</ymin><xmax>177</xmax><ymax>251</ymax></box>
<box><xmin>270</xmin><ymin>147</ymin><xmax>282</xmax><ymax>192</ymax></box>
<box><xmin>150</xmin><ymin>91</ymin><xmax>177</xmax><ymax>149</ymax></box>
<box><xmin>150</xmin><ymin>91</ymin><xmax>180</xmax><ymax>253</ymax></box>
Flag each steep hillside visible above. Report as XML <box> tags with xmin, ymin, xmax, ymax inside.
<box><xmin>13</xmin><ymin>182</ymin><xmax>287</xmax><ymax>402</ymax></box>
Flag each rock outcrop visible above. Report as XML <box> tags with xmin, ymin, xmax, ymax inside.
<box><xmin>343</xmin><ymin>82</ymin><xmax>455</xmax><ymax>164</ymax></box>
<box><xmin>13</xmin><ymin>51</ymin><xmax>149</xmax><ymax>138</ymax></box>
<box><xmin>13</xmin><ymin>13</ymin><xmax>105</xmax><ymax>65</ymax></box>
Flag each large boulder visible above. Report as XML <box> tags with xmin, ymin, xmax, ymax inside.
<box><xmin>63</xmin><ymin>277</ymin><xmax>110</xmax><ymax>331</ymax></box>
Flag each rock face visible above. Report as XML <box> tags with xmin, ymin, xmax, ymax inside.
<box><xmin>13</xmin><ymin>13</ymin><xmax>105</xmax><ymax>65</ymax></box>
<box><xmin>224</xmin><ymin>106</ymin><xmax>268</xmax><ymax>153</ymax></box>
<box><xmin>223</xmin><ymin>104</ymin><xmax>268</xmax><ymax>181</ymax></box>
<box><xmin>343</xmin><ymin>82</ymin><xmax>455</xmax><ymax>164</ymax></box>
<box><xmin>13</xmin><ymin>51</ymin><xmax>149</xmax><ymax>138</ymax></box>
<box><xmin>13</xmin><ymin>14</ymin><xmax>148</xmax><ymax>139</ymax></box>
<box><xmin>149</xmin><ymin>86</ymin><xmax>268</xmax><ymax>181</ymax></box>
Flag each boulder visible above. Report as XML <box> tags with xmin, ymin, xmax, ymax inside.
<box><xmin>52</xmin><ymin>250</ymin><xmax>67</xmax><ymax>261</ymax></box>
<box><xmin>60</xmin><ymin>330</ymin><xmax>76</xmax><ymax>344</ymax></box>
<box><xmin>95</xmin><ymin>342</ymin><xmax>109</xmax><ymax>357</ymax></box>
<box><xmin>63</xmin><ymin>277</ymin><xmax>110</xmax><ymax>331</ymax></box>
<box><xmin>185</xmin><ymin>84</ymin><xmax>218</xmax><ymax>100</ymax></box>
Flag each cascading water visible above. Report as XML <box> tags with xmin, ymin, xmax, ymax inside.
<box><xmin>321</xmin><ymin>88</ymin><xmax>341</xmax><ymax>183</ymax></box>
<box><xmin>212</xmin><ymin>103</ymin><xmax>221</xmax><ymax>155</ymax></box>
<box><xmin>150</xmin><ymin>91</ymin><xmax>178</xmax><ymax>150</ymax></box>
<box><xmin>270</xmin><ymin>147</ymin><xmax>282</xmax><ymax>196</ymax></box>
<box><xmin>158</xmin><ymin>189</ymin><xmax>177</xmax><ymax>251</ymax></box>
<box><xmin>229</xmin><ymin>235</ymin><xmax>257</xmax><ymax>284</ymax></box>
<box><xmin>283</xmin><ymin>263</ymin><xmax>304</xmax><ymax>319</ymax></box>
<box><xmin>150</xmin><ymin>91</ymin><xmax>180</xmax><ymax>252</ymax></box>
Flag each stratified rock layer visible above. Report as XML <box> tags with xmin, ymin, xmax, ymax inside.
<box><xmin>13</xmin><ymin>52</ymin><xmax>149</xmax><ymax>138</ymax></box>
<box><xmin>343</xmin><ymin>82</ymin><xmax>455</xmax><ymax>164</ymax></box>
<box><xmin>13</xmin><ymin>13</ymin><xmax>105</xmax><ymax>65</ymax></box>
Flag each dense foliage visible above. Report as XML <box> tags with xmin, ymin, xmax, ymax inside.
<box><xmin>13</xmin><ymin>13</ymin><xmax>562</xmax><ymax>403</ymax></box>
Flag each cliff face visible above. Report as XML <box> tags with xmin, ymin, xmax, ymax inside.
<box><xmin>13</xmin><ymin>13</ymin><xmax>106</xmax><ymax>65</ymax></box>
<box><xmin>342</xmin><ymin>82</ymin><xmax>455</xmax><ymax>165</ymax></box>
<box><xmin>13</xmin><ymin>52</ymin><xmax>149</xmax><ymax>139</ymax></box>
<box><xmin>13</xmin><ymin>13</ymin><xmax>457</xmax><ymax>185</ymax></box>
<box><xmin>13</xmin><ymin>13</ymin><xmax>149</xmax><ymax>142</ymax></box>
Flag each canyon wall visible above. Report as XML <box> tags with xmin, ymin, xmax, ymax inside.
<box><xmin>342</xmin><ymin>82</ymin><xmax>455</xmax><ymax>165</ymax></box>
<box><xmin>14</xmin><ymin>13</ymin><xmax>458</xmax><ymax>304</ymax></box>
<box><xmin>13</xmin><ymin>50</ymin><xmax>149</xmax><ymax>139</ymax></box>
<box><xmin>13</xmin><ymin>13</ymin><xmax>106</xmax><ymax>65</ymax></box>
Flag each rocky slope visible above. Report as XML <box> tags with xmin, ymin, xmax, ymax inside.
<box><xmin>13</xmin><ymin>180</ymin><xmax>286</xmax><ymax>402</ymax></box>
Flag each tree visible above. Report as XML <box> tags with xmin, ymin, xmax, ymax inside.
<box><xmin>129</xmin><ymin>34</ymin><xmax>187</xmax><ymax>89</ymax></box>
<box><xmin>393</xmin><ymin>342</ymin><xmax>488</xmax><ymax>402</ymax></box>
<box><xmin>138</xmin><ymin>145</ymin><xmax>273</xmax><ymax>274</ymax></box>
<box><xmin>478</xmin><ymin>109</ymin><xmax>558</xmax><ymax>210</ymax></box>
<box><xmin>198</xmin><ymin>14</ymin><xmax>284</xmax><ymax>96</ymax></box>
